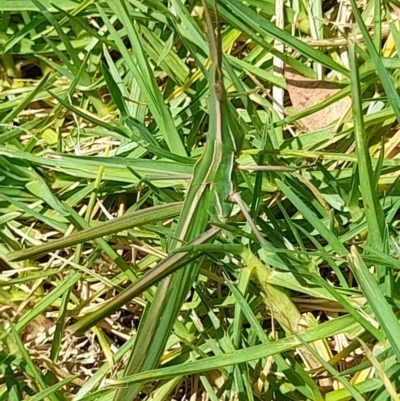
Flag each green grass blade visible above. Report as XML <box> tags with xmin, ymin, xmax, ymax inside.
<box><xmin>349</xmin><ymin>246</ymin><xmax>400</xmax><ymax>362</ymax></box>
<box><xmin>29</xmin><ymin>376</ymin><xmax>77</xmax><ymax>401</ymax></box>
<box><xmin>348</xmin><ymin>40</ymin><xmax>385</xmax><ymax>250</ymax></box>
<box><xmin>219</xmin><ymin>0</ymin><xmax>348</xmax><ymax>76</ymax></box>
<box><xmin>349</xmin><ymin>0</ymin><xmax>400</xmax><ymax>122</ymax></box>
<box><xmin>70</xmin><ymin>228</ymin><xmax>219</xmax><ymax>335</ymax></box>
<box><xmin>108</xmin><ymin>315</ymin><xmax>358</xmax><ymax>387</ymax></box>
<box><xmin>97</xmin><ymin>1</ymin><xmax>186</xmax><ymax>156</ymax></box>
<box><xmin>7</xmin><ymin>202</ymin><xmax>182</xmax><ymax>261</ymax></box>
<box><xmin>276</xmin><ymin>179</ymin><xmax>347</xmax><ymax>255</ymax></box>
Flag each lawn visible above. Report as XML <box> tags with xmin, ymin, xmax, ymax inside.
<box><xmin>1</xmin><ymin>0</ymin><xmax>400</xmax><ymax>400</ymax></box>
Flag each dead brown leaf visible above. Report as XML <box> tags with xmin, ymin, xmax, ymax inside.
<box><xmin>285</xmin><ymin>67</ymin><xmax>351</xmax><ymax>132</ymax></box>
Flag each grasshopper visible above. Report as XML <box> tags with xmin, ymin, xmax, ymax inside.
<box><xmin>67</xmin><ymin>2</ymin><xmax>286</xmax><ymax>399</ymax></box>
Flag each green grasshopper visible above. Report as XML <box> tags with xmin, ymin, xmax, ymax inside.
<box><xmin>68</xmin><ymin>2</ymin><xmax>284</xmax><ymax>399</ymax></box>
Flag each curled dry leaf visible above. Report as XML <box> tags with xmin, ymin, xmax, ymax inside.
<box><xmin>285</xmin><ymin>67</ymin><xmax>351</xmax><ymax>132</ymax></box>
